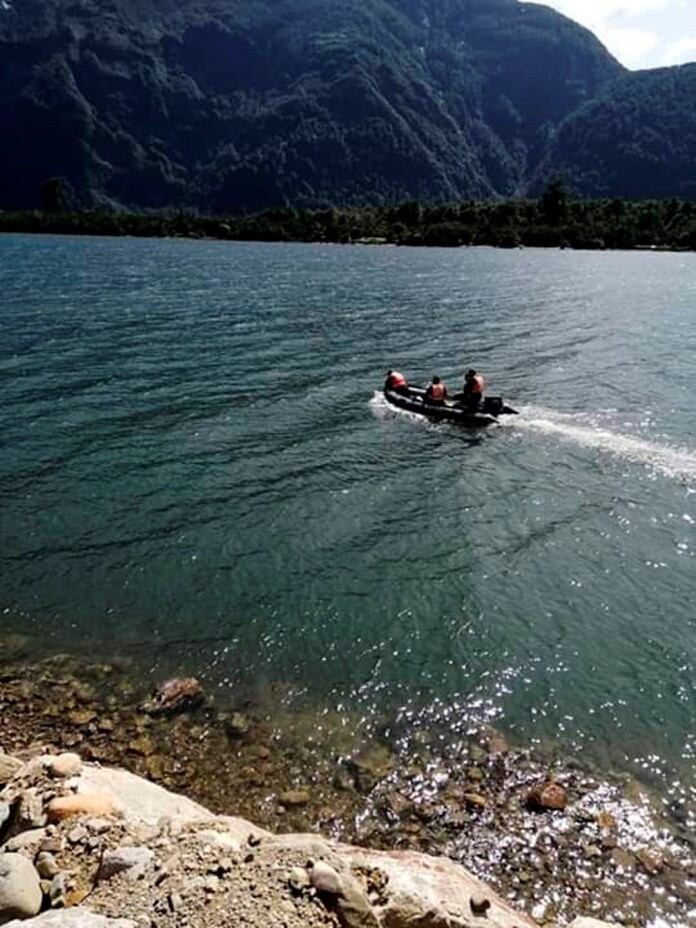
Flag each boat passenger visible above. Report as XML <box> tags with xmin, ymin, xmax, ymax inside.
<box><xmin>462</xmin><ymin>369</ymin><xmax>485</xmax><ymax>410</ymax></box>
<box><xmin>385</xmin><ymin>370</ymin><xmax>409</xmax><ymax>393</ymax></box>
<box><xmin>425</xmin><ymin>375</ymin><xmax>448</xmax><ymax>405</ymax></box>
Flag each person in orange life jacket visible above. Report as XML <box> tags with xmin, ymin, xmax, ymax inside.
<box><xmin>462</xmin><ymin>368</ymin><xmax>485</xmax><ymax>410</ymax></box>
<box><xmin>425</xmin><ymin>375</ymin><xmax>448</xmax><ymax>404</ymax></box>
<box><xmin>385</xmin><ymin>370</ymin><xmax>408</xmax><ymax>394</ymax></box>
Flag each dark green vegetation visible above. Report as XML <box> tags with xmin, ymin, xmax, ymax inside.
<box><xmin>536</xmin><ymin>64</ymin><xmax>696</xmax><ymax>200</ymax></box>
<box><xmin>0</xmin><ymin>0</ymin><xmax>619</xmax><ymax>211</ymax></box>
<box><xmin>1</xmin><ymin>0</ymin><xmax>695</xmax><ymax>212</ymax></box>
<box><xmin>4</xmin><ymin>189</ymin><xmax>696</xmax><ymax>250</ymax></box>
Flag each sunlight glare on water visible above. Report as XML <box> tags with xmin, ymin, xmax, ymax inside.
<box><xmin>0</xmin><ymin>236</ymin><xmax>694</xmax><ymax>807</ymax></box>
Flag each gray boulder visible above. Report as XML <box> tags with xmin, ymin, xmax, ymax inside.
<box><xmin>99</xmin><ymin>846</ymin><xmax>154</xmax><ymax>882</ymax></box>
<box><xmin>0</xmin><ymin>852</ymin><xmax>42</xmax><ymax>923</ymax></box>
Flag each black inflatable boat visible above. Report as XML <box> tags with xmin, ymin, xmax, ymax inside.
<box><xmin>384</xmin><ymin>385</ymin><xmax>518</xmax><ymax>426</ymax></box>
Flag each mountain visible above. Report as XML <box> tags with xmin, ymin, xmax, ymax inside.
<box><xmin>0</xmin><ymin>0</ymin><xmax>627</xmax><ymax>211</ymax></box>
<box><xmin>535</xmin><ymin>64</ymin><xmax>696</xmax><ymax>200</ymax></box>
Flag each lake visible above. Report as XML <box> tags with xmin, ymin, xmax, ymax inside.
<box><xmin>1</xmin><ymin>233</ymin><xmax>694</xmax><ymax>813</ymax></box>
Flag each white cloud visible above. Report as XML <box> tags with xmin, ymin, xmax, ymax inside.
<box><xmin>661</xmin><ymin>36</ymin><xmax>696</xmax><ymax>65</ymax></box>
<box><xmin>596</xmin><ymin>27</ymin><xmax>660</xmax><ymax>69</ymax></box>
<box><xmin>522</xmin><ymin>0</ymin><xmax>694</xmax><ymax>68</ymax></box>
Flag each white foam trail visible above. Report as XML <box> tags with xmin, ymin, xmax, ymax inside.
<box><xmin>516</xmin><ymin>406</ymin><xmax>696</xmax><ymax>483</ymax></box>
<box><xmin>368</xmin><ymin>390</ymin><xmax>429</xmax><ymax>426</ymax></box>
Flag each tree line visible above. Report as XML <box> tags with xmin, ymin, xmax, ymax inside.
<box><xmin>2</xmin><ymin>182</ymin><xmax>696</xmax><ymax>251</ymax></box>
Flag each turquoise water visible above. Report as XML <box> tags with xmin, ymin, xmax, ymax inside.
<box><xmin>1</xmin><ymin>233</ymin><xmax>694</xmax><ymax>797</ymax></box>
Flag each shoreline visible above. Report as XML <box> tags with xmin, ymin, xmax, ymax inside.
<box><xmin>1</xmin><ymin>639</ymin><xmax>694</xmax><ymax>926</ymax></box>
<box><xmin>1</xmin><ymin>198</ymin><xmax>696</xmax><ymax>252</ymax></box>
<box><xmin>0</xmin><ymin>749</ymin><xmax>592</xmax><ymax>928</ymax></box>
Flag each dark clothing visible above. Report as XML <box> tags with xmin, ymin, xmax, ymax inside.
<box><xmin>463</xmin><ymin>392</ymin><xmax>481</xmax><ymax>412</ymax></box>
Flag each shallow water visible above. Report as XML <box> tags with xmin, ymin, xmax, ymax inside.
<box><xmin>1</xmin><ymin>235</ymin><xmax>694</xmax><ymax>807</ymax></box>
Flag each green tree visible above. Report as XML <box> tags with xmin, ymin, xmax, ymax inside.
<box><xmin>540</xmin><ymin>178</ymin><xmax>569</xmax><ymax>227</ymax></box>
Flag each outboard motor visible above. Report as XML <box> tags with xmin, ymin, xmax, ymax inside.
<box><xmin>482</xmin><ymin>396</ymin><xmax>504</xmax><ymax>416</ymax></box>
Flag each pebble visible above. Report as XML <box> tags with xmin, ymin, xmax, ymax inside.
<box><xmin>611</xmin><ymin>848</ymin><xmax>636</xmax><ymax>871</ymax></box>
<box><xmin>636</xmin><ymin>848</ymin><xmax>664</xmax><ymax>875</ymax></box>
<box><xmin>288</xmin><ymin>867</ymin><xmax>311</xmax><ymax>892</ymax></box>
<box><xmin>18</xmin><ymin>790</ymin><xmax>47</xmax><ymax>829</ymax></box>
<box><xmin>143</xmin><ymin>677</ymin><xmax>204</xmax><ymax>716</ymax></box>
<box><xmin>68</xmin><ymin>710</ymin><xmax>97</xmax><ymax>727</ymax></box>
<box><xmin>100</xmin><ymin>846</ymin><xmax>155</xmax><ymax>882</ymax></box>
<box><xmin>39</xmin><ymin>836</ymin><xmax>65</xmax><ymax>854</ymax></box>
<box><xmin>225</xmin><ymin>712</ymin><xmax>251</xmax><ymax>737</ymax></box>
<box><xmin>86</xmin><ymin>817</ymin><xmax>113</xmax><ymax>834</ymax></box>
<box><xmin>597</xmin><ymin>811</ymin><xmax>617</xmax><ymax>830</ymax></box>
<box><xmin>310</xmin><ymin>861</ymin><xmax>343</xmax><ymax>895</ymax></box>
<box><xmin>49</xmin><ymin>871</ymin><xmax>67</xmax><ymax>907</ymax></box>
<box><xmin>583</xmin><ymin>845</ymin><xmax>603</xmax><ymax>860</ymax></box>
<box><xmin>462</xmin><ymin>792</ymin><xmax>488</xmax><ymax>809</ymax></box>
<box><xmin>36</xmin><ymin>854</ymin><xmax>61</xmax><ymax>879</ymax></box>
<box><xmin>526</xmin><ymin>781</ymin><xmax>568</xmax><ymax>812</ymax></box>
<box><xmin>68</xmin><ymin>825</ymin><xmax>89</xmax><ymax>845</ymax></box>
<box><xmin>278</xmin><ymin>790</ymin><xmax>310</xmax><ymax>808</ymax></box>
<box><xmin>470</xmin><ymin>894</ymin><xmax>491</xmax><ymax>915</ymax></box>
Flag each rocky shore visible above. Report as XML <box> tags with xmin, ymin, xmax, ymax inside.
<box><xmin>1</xmin><ymin>637</ymin><xmax>694</xmax><ymax>927</ymax></box>
<box><xmin>0</xmin><ymin>747</ymin><xmax>617</xmax><ymax>928</ymax></box>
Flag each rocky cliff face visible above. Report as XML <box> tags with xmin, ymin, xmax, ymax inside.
<box><xmin>0</xmin><ymin>0</ymin><xmax>623</xmax><ymax>210</ymax></box>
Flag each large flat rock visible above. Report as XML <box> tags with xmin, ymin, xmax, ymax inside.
<box><xmin>267</xmin><ymin>834</ymin><xmax>537</xmax><ymax>928</ymax></box>
<box><xmin>77</xmin><ymin>766</ymin><xmax>214</xmax><ymax>826</ymax></box>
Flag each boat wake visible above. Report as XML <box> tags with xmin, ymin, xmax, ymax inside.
<box><xmin>369</xmin><ymin>390</ymin><xmax>428</xmax><ymax>426</ymax></box>
<box><xmin>514</xmin><ymin>405</ymin><xmax>696</xmax><ymax>484</ymax></box>
<box><xmin>370</xmin><ymin>392</ymin><xmax>696</xmax><ymax>483</ymax></box>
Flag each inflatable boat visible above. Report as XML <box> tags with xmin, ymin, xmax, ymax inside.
<box><xmin>384</xmin><ymin>385</ymin><xmax>518</xmax><ymax>426</ymax></box>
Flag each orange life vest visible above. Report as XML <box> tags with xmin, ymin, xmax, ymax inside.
<box><xmin>429</xmin><ymin>382</ymin><xmax>445</xmax><ymax>401</ymax></box>
<box><xmin>387</xmin><ymin>371</ymin><xmax>407</xmax><ymax>389</ymax></box>
<box><xmin>471</xmin><ymin>374</ymin><xmax>485</xmax><ymax>394</ymax></box>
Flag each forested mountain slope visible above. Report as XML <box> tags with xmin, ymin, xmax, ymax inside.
<box><xmin>536</xmin><ymin>64</ymin><xmax>696</xmax><ymax>200</ymax></box>
<box><xmin>0</xmin><ymin>0</ymin><xmax>624</xmax><ymax>210</ymax></box>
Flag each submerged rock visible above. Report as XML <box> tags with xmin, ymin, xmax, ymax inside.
<box><xmin>636</xmin><ymin>847</ymin><xmax>664</xmax><ymax>875</ymax></box>
<box><xmin>346</xmin><ymin>745</ymin><xmax>396</xmax><ymax>794</ymax></box>
<box><xmin>224</xmin><ymin>713</ymin><xmax>250</xmax><ymax>738</ymax></box>
<box><xmin>278</xmin><ymin>790</ymin><xmax>310</xmax><ymax>809</ymax></box>
<box><xmin>526</xmin><ymin>781</ymin><xmax>568</xmax><ymax>812</ymax></box>
<box><xmin>141</xmin><ymin>678</ymin><xmax>204</xmax><ymax>716</ymax></box>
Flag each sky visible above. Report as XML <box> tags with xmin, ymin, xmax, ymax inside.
<box><xmin>524</xmin><ymin>0</ymin><xmax>696</xmax><ymax>70</ymax></box>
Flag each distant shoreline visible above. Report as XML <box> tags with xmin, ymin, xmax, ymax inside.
<box><xmin>2</xmin><ymin>195</ymin><xmax>696</xmax><ymax>252</ymax></box>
